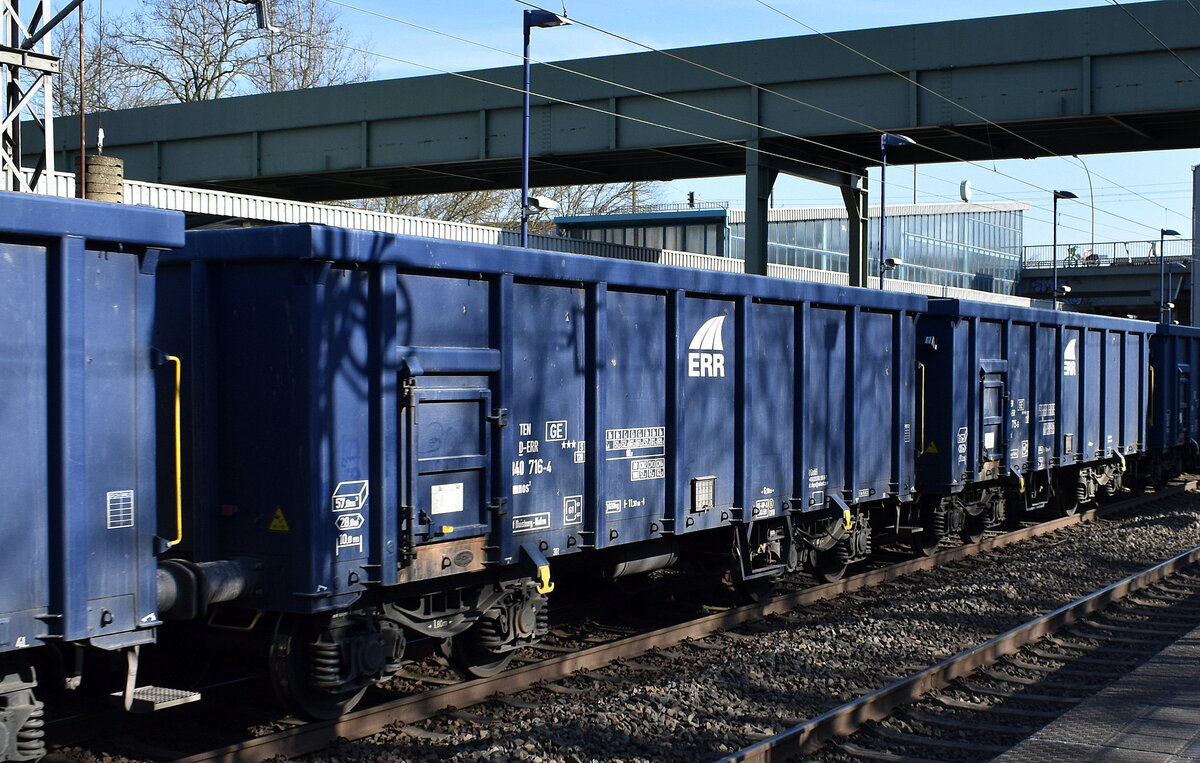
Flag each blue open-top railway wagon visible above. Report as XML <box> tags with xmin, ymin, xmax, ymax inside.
<box><xmin>915</xmin><ymin>300</ymin><xmax>1154</xmax><ymax>549</ymax></box>
<box><xmin>155</xmin><ymin>224</ymin><xmax>924</xmax><ymax>717</ymax></box>
<box><xmin>1147</xmin><ymin>323</ymin><xmax>1200</xmax><ymax>481</ymax></box>
<box><xmin>3</xmin><ymin>194</ymin><xmax>1180</xmax><ymax>755</ymax></box>
<box><xmin>0</xmin><ymin>192</ymin><xmax>183</xmax><ymax>760</ymax></box>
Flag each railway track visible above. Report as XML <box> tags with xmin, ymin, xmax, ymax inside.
<box><xmin>724</xmin><ymin>539</ymin><xmax>1200</xmax><ymax>761</ymax></box>
<box><xmin>94</xmin><ymin>484</ymin><xmax>1182</xmax><ymax>763</ymax></box>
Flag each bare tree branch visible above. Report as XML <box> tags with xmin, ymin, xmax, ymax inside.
<box><xmin>343</xmin><ymin>181</ymin><xmax>664</xmax><ymax>229</ymax></box>
<box><xmin>60</xmin><ymin>1</ymin><xmax>657</xmax><ymax>226</ymax></box>
<box><xmin>66</xmin><ymin>0</ymin><xmax>372</xmax><ymax>108</ymax></box>
<box><xmin>250</xmin><ymin>0</ymin><xmax>373</xmax><ymax>92</ymax></box>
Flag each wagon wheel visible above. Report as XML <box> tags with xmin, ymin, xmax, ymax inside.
<box><xmin>907</xmin><ymin>529</ymin><xmax>942</xmax><ymax>558</ymax></box>
<box><xmin>1101</xmin><ymin>469</ymin><xmax>1123</xmax><ymax>500</ymax></box>
<box><xmin>268</xmin><ymin>614</ymin><xmax>366</xmax><ymax>720</ymax></box>
<box><xmin>1053</xmin><ymin>479</ymin><xmax>1080</xmax><ymax>517</ymax></box>
<box><xmin>440</xmin><ymin>626</ymin><xmax>515</xmax><ymax>679</ymax></box>
<box><xmin>961</xmin><ymin>511</ymin><xmax>988</xmax><ymax>544</ymax></box>
<box><xmin>812</xmin><ymin>550</ymin><xmax>848</xmax><ymax>584</ymax></box>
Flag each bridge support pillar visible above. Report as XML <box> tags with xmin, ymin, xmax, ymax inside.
<box><xmin>744</xmin><ymin>142</ymin><xmax>779</xmax><ymax>277</ymax></box>
<box><xmin>841</xmin><ymin>172</ymin><xmax>869</xmax><ymax>288</ymax></box>
<box><xmin>742</xmin><ymin>141</ymin><xmax>870</xmax><ymax>286</ymax></box>
<box><xmin>1192</xmin><ymin>165</ymin><xmax>1199</xmax><ymax>327</ymax></box>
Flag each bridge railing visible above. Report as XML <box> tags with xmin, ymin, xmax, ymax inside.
<box><xmin>1023</xmin><ymin>239</ymin><xmax>1194</xmax><ymax>269</ymax></box>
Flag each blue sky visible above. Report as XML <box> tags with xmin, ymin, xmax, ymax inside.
<box><xmin>103</xmin><ymin>0</ymin><xmax>1198</xmax><ymax>246</ymax></box>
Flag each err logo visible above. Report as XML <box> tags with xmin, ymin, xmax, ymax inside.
<box><xmin>688</xmin><ymin>315</ymin><xmax>727</xmax><ymax>378</ymax></box>
<box><xmin>1063</xmin><ymin>337</ymin><xmax>1078</xmax><ymax>377</ymax></box>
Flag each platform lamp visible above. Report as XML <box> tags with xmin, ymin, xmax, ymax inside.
<box><xmin>1166</xmin><ymin>261</ymin><xmax>1188</xmax><ymax>324</ymax></box>
<box><xmin>1160</xmin><ymin>228</ymin><xmax>1181</xmax><ymax>323</ymax></box>
<box><xmin>1051</xmin><ymin>190</ymin><xmax>1078</xmax><ymax>306</ymax></box>
<box><xmin>520</xmin><ymin>9</ymin><xmax>571</xmax><ymax>248</ymax></box>
<box><xmin>879</xmin><ymin>133</ymin><xmax>916</xmax><ymax>288</ymax></box>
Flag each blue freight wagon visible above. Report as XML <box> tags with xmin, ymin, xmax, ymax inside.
<box><xmin>2</xmin><ymin>201</ymin><xmax>1184</xmax><ymax>746</ymax></box>
<box><xmin>155</xmin><ymin>224</ymin><xmax>925</xmax><ymax>716</ymax></box>
<box><xmin>0</xmin><ymin>192</ymin><xmax>183</xmax><ymax>758</ymax></box>
<box><xmin>915</xmin><ymin>299</ymin><xmax>1153</xmax><ymax>549</ymax></box>
<box><xmin>1147</xmin><ymin>323</ymin><xmax>1200</xmax><ymax>482</ymax></box>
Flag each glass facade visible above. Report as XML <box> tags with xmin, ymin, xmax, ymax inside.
<box><xmin>557</xmin><ymin>203</ymin><xmax>1026</xmax><ymax>295</ymax></box>
<box><xmin>571</xmin><ymin>218</ymin><xmax>723</xmax><ymax>256</ymax></box>
<box><xmin>727</xmin><ymin>206</ymin><xmax>1024</xmax><ymax>294</ymax></box>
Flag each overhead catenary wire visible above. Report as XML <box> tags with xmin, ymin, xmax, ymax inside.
<box><xmin>326</xmin><ymin>1</ymin><xmax>1151</xmax><ymax>240</ymax></box>
<box><xmin>311</xmin><ymin>9</ymin><xmax>1101</xmax><ymax>238</ymax></box>
<box><xmin>325</xmin><ymin>0</ymin><xmax>1148</xmax><ymax>238</ymax></box>
<box><xmin>748</xmin><ymin>0</ymin><xmax>1190</xmax><ymax>226</ymax></box>
<box><xmin>300</xmin><ymin>31</ymin><xmax>1118</xmax><ymax>243</ymax></box>
<box><xmin>512</xmin><ymin>0</ymin><xmax>1174</xmax><ymax>236</ymax></box>
<box><xmin>1107</xmin><ymin>0</ymin><xmax>1200</xmax><ymax>80</ymax></box>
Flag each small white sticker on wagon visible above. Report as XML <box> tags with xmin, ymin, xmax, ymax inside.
<box><xmin>106</xmin><ymin>490</ymin><xmax>134</xmax><ymax>529</ymax></box>
<box><xmin>431</xmin><ymin>483</ymin><xmax>464</xmax><ymax>515</ymax></box>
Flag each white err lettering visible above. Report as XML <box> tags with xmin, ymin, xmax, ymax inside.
<box><xmin>687</xmin><ymin>315</ymin><xmax>727</xmax><ymax>378</ymax></box>
<box><xmin>688</xmin><ymin>352</ymin><xmax>725</xmax><ymax>377</ymax></box>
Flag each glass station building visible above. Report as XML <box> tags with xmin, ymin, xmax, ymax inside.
<box><xmin>555</xmin><ymin>201</ymin><xmax>1028</xmax><ymax>295</ymax></box>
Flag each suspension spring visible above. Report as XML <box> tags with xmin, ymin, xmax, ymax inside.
<box><xmin>930</xmin><ymin>506</ymin><xmax>949</xmax><ymax>537</ymax></box>
<box><xmin>308</xmin><ymin>641</ymin><xmax>342</xmax><ymax>689</ymax></box>
<box><xmin>16</xmin><ymin>705</ymin><xmax>45</xmax><ymax>759</ymax></box>
<box><xmin>476</xmin><ymin>614</ymin><xmax>506</xmax><ymax>649</ymax></box>
<box><xmin>835</xmin><ymin>521</ymin><xmax>871</xmax><ymax>563</ymax></box>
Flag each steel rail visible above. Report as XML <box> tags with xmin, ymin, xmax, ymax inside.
<box><xmin>175</xmin><ymin>484</ymin><xmax>1194</xmax><ymax>763</ymax></box>
<box><xmin>720</xmin><ymin>513</ymin><xmax>1200</xmax><ymax>761</ymax></box>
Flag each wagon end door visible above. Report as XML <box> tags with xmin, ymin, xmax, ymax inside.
<box><xmin>979</xmin><ymin>360</ymin><xmax>1008</xmax><ymax>480</ymax></box>
<box><xmin>395</xmin><ymin>349</ymin><xmax>500</xmax><ymax>581</ymax></box>
<box><xmin>1177</xmin><ymin>364</ymin><xmax>1191</xmax><ymax>444</ymax></box>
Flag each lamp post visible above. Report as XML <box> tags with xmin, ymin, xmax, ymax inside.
<box><xmin>1051</xmin><ymin>190</ymin><xmax>1077</xmax><ymax>305</ymax></box>
<box><xmin>520</xmin><ymin>9</ymin><xmax>570</xmax><ymax>248</ymax></box>
<box><xmin>1160</xmin><ymin>228</ymin><xmax>1181</xmax><ymax>323</ymax></box>
<box><xmin>1167</xmin><ymin>261</ymin><xmax>1187</xmax><ymax>324</ymax></box>
<box><xmin>879</xmin><ymin>133</ymin><xmax>915</xmax><ymax>288</ymax></box>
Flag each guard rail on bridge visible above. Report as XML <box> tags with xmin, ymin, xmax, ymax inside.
<box><xmin>1023</xmin><ymin>239</ymin><xmax>1194</xmax><ymax>269</ymax></box>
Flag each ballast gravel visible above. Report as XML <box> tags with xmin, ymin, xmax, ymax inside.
<box><xmin>307</xmin><ymin>496</ymin><xmax>1200</xmax><ymax>763</ymax></box>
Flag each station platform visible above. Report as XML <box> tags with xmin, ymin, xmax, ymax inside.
<box><xmin>996</xmin><ymin>622</ymin><xmax>1200</xmax><ymax>761</ymax></box>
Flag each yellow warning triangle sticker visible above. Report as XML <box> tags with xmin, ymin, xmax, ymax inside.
<box><xmin>269</xmin><ymin>507</ymin><xmax>291</xmax><ymax>533</ymax></box>
<box><xmin>925</xmin><ymin>441</ymin><xmax>939</xmax><ymax>454</ymax></box>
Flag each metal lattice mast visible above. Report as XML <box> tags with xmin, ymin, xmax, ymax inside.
<box><xmin>1</xmin><ymin>0</ymin><xmax>74</xmax><ymax>193</ymax></box>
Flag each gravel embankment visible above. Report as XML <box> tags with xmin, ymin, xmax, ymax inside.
<box><xmin>313</xmin><ymin>497</ymin><xmax>1200</xmax><ymax>763</ymax></box>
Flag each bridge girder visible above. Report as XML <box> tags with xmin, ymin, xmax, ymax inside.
<box><xmin>28</xmin><ymin>0</ymin><xmax>1200</xmax><ymax>201</ymax></box>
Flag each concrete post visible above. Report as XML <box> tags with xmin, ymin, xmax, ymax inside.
<box><xmin>744</xmin><ymin>141</ymin><xmax>778</xmax><ymax>277</ymax></box>
<box><xmin>842</xmin><ymin>172</ymin><xmax>869</xmax><ymax>288</ymax></box>
<box><xmin>1192</xmin><ymin>165</ymin><xmax>1199</xmax><ymax>326</ymax></box>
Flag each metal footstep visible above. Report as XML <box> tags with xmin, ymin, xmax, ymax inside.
<box><xmin>110</xmin><ymin>685</ymin><xmax>202</xmax><ymax>713</ymax></box>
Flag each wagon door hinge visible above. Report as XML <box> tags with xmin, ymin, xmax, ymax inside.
<box><xmin>488</xmin><ymin>497</ymin><xmax>508</xmax><ymax>518</ymax></box>
<box><xmin>401</xmin><ymin>378</ymin><xmax>419</xmax><ymax>410</ymax></box>
<box><xmin>487</xmin><ymin>407</ymin><xmax>510</xmax><ymax>427</ymax></box>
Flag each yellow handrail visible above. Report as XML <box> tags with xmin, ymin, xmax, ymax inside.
<box><xmin>917</xmin><ymin>362</ymin><xmax>926</xmax><ymax>454</ymax></box>
<box><xmin>1149</xmin><ymin>366</ymin><xmax>1156</xmax><ymax>427</ymax></box>
<box><xmin>166</xmin><ymin>355</ymin><xmax>183</xmax><ymax>548</ymax></box>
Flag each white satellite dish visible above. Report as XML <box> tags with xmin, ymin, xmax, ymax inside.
<box><xmin>959</xmin><ymin>180</ymin><xmax>973</xmax><ymax>202</ymax></box>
